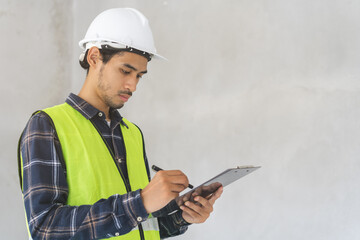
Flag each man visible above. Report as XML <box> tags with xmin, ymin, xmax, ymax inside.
<box><xmin>18</xmin><ymin>8</ymin><xmax>223</xmax><ymax>240</ymax></box>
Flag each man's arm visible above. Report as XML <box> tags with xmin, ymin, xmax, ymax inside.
<box><xmin>20</xmin><ymin>112</ymin><xmax>149</xmax><ymax>239</ymax></box>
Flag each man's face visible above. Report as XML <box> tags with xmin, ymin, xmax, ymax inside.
<box><xmin>96</xmin><ymin>51</ymin><xmax>148</xmax><ymax>109</ymax></box>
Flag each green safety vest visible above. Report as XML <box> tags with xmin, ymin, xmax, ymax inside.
<box><xmin>20</xmin><ymin>103</ymin><xmax>160</xmax><ymax>240</ymax></box>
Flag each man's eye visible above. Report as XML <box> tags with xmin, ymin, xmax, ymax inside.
<box><xmin>121</xmin><ymin>69</ymin><xmax>130</xmax><ymax>74</ymax></box>
<box><xmin>137</xmin><ymin>74</ymin><xmax>143</xmax><ymax>79</ymax></box>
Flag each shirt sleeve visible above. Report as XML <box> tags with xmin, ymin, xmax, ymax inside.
<box><xmin>20</xmin><ymin>112</ymin><xmax>149</xmax><ymax>240</ymax></box>
<box><xmin>158</xmin><ymin>211</ymin><xmax>191</xmax><ymax>239</ymax></box>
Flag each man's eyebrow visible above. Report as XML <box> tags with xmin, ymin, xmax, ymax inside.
<box><xmin>123</xmin><ymin>63</ymin><xmax>147</xmax><ymax>74</ymax></box>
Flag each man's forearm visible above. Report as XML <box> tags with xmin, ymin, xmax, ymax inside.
<box><xmin>24</xmin><ymin>190</ymin><xmax>148</xmax><ymax>239</ymax></box>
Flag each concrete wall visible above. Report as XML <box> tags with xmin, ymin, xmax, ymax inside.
<box><xmin>0</xmin><ymin>0</ymin><xmax>73</xmax><ymax>238</ymax></box>
<box><xmin>2</xmin><ymin>0</ymin><xmax>360</xmax><ymax>239</ymax></box>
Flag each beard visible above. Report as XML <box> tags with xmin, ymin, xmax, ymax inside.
<box><xmin>97</xmin><ymin>66</ymin><xmax>131</xmax><ymax>109</ymax></box>
<box><xmin>103</xmin><ymin>94</ymin><xmax>124</xmax><ymax>109</ymax></box>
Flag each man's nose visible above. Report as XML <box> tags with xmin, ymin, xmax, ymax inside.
<box><xmin>124</xmin><ymin>76</ymin><xmax>138</xmax><ymax>92</ymax></box>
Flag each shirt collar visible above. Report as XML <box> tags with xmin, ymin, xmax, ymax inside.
<box><xmin>66</xmin><ymin>93</ymin><xmax>124</xmax><ymax>125</ymax></box>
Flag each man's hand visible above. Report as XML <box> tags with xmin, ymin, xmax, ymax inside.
<box><xmin>141</xmin><ymin>170</ymin><xmax>189</xmax><ymax>213</ymax></box>
<box><xmin>180</xmin><ymin>186</ymin><xmax>223</xmax><ymax>223</ymax></box>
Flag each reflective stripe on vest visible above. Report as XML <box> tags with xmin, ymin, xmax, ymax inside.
<box><xmin>42</xmin><ymin>103</ymin><xmax>160</xmax><ymax>240</ymax></box>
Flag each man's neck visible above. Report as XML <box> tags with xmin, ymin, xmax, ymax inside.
<box><xmin>78</xmin><ymin>88</ymin><xmax>110</xmax><ymax>120</ymax></box>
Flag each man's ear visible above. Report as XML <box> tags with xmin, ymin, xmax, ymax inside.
<box><xmin>87</xmin><ymin>47</ymin><xmax>102</xmax><ymax>70</ymax></box>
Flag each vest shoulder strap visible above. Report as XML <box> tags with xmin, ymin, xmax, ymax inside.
<box><xmin>18</xmin><ymin>110</ymin><xmax>67</xmax><ymax>191</ymax></box>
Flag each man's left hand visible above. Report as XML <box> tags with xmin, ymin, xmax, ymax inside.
<box><xmin>180</xmin><ymin>186</ymin><xmax>223</xmax><ymax>223</ymax></box>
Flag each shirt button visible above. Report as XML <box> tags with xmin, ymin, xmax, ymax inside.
<box><xmin>117</xmin><ymin>158</ymin><xmax>122</xmax><ymax>163</ymax></box>
<box><xmin>98</xmin><ymin>112</ymin><xmax>103</xmax><ymax>117</ymax></box>
<box><xmin>137</xmin><ymin>216</ymin><xmax>143</xmax><ymax>222</ymax></box>
<box><xmin>115</xmin><ymin>232</ymin><xmax>119</xmax><ymax>236</ymax></box>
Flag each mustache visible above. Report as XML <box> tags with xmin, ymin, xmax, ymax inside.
<box><xmin>118</xmin><ymin>90</ymin><xmax>132</xmax><ymax>96</ymax></box>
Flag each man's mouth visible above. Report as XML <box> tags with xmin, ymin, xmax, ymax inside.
<box><xmin>119</xmin><ymin>94</ymin><xmax>131</xmax><ymax>102</ymax></box>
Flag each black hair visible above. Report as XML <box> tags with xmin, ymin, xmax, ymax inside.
<box><xmin>79</xmin><ymin>47</ymin><xmax>125</xmax><ymax>74</ymax></box>
<box><xmin>79</xmin><ymin>45</ymin><xmax>151</xmax><ymax>74</ymax></box>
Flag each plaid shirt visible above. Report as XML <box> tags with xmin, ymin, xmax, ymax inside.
<box><xmin>19</xmin><ymin>93</ymin><xmax>189</xmax><ymax>239</ymax></box>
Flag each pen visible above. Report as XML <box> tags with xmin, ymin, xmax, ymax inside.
<box><xmin>151</xmin><ymin>165</ymin><xmax>194</xmax><ymax>189</ymax></box>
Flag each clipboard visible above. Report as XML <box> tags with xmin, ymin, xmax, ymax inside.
<box><xmin>174</xmin><ymin>165</ymin><xmax>261</xmax><ymax>206</ymax></box>
<box><xmin>151</xmin><ymin>165</ymin><xmax>260</xmax><ymax>217</ymax></box>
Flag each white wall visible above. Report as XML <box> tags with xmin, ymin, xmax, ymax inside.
<box><xmin>2</xmin><ymin>0</ymin><xmax>360</xmax><ymax>239</ymax></box>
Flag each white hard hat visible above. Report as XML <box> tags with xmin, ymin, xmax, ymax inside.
<box><xmin>79</xmin><ymin>8</ymin><xmax>165</xmax><ymax>61</ymax></box>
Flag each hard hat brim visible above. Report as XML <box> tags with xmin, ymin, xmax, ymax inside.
<box><xmin>79</xmin><ymin>39</ymin><xmax>167</xmax><ymax>61</ymax></box>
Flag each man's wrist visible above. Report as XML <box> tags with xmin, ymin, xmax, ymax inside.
<box><xmin>173</xmin><ymin>210</ymin><xmax>192</xmax><ymax>226</ymax></box>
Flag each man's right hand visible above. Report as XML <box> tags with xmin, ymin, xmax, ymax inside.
<box><xmin>140</xmin><ymin>170</ymin><xmax>189</xmax><ymax>213</ymax></box>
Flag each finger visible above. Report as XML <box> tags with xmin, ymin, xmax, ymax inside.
<box><xmin>205</xmin><ymin>193</ymin><xmax>213</xmax><ymax>200</ymax></box>
<box><xmin>208</xmin><ymin>186</ymin><xmax>223</xmax><ymax>205</ymax></box>
<box><xmin>183</xmin><ymin>193</ymin><xmax>191</xmax><ymax>202</ymax></box>
<box><xmin>155</xmin><ymin>171</ymin><xmax>189</xmax><ymax>188</ymax></box>
<box><xmin>162</xmin><ymin>170</ymin><xmax>187</xmax><ymax>176</ymax></box>
<box><xmin>169</xmin><ymin>183</ymin><xmax>187</xmax><ymax>193</ymax></box>
<box><xmin>193</xmin><ymin>196</ymin><xmax>213</xmax><ymax>211</ymax></box>
<box><xmin>183</xmin><ymin>201</ymin><xmax>208</xmax><ymax>216</ymax></box>
<box><xmin>197</xmin><ymin>191</ymin><xmax>215</xmax><ymax>200</ymax></box>
<box><xmin>155</xmin><ymin>170</ymin><xmax>187</xmax><ymax>180</ymax></box>
<box><xmin>180</xmin><ymin>204</ymin><xmax>201</xmax><ymax>218</ymax></box>
<box><xmin>167</xmin><ymin>175</ymin><xmax>189</xmax><ymax>188</ymax></box>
